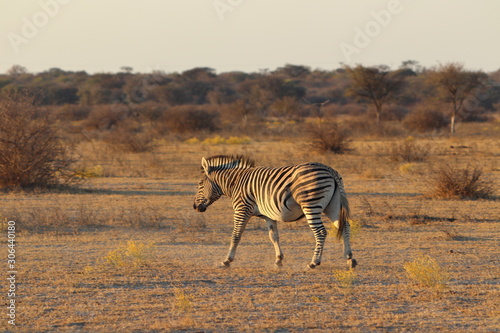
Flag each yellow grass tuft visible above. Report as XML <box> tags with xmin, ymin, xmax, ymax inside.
<box><xmin>100</xmin><ymin>240</ymin><xmax>155</xmax><ymax>269</ymax></box>
<box><xmin>173</xmin><ymin>288</ymin><xmax>194</xmax><ymax>313</ymax></box>
<box><xmin>184</xmin><ymin>135</ymin><xmax>251</xmax><ymax>145</ymax></box>
<box><xmin>75</xmin><ymin>165</ymin><xmax>104</xmax><ymax>178</ymax></box>
<box><xmin>399</xmin><ymin>162</ymin><xmax>417</xmax><ymax>175</ymax></box>
<box><xmin>333</xmin><ymin>269</ymin><xmax>357</xmax><ymax>289</ymax></box>
<box><xmin>225</xmin><ymin>136</ymin><xmax>251</xmax><ymax>144</ymax></box>
<box><xmin>404</xmin><ymin>255</ymin><xmax>450</xmax><ymax>289</ymax></box>
<box><xmin>184</xmin><ymin>137</ymin><xmax>200</xmax><ymax>144</ymax></box>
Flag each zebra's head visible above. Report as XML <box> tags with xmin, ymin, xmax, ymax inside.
<box><xmin>193</xmin><ymin>157</ymin><xmax>222</xmax><ymax>212</ymax></box>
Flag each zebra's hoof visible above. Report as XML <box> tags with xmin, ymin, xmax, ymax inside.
<box><xmin>348</xmin><ymin>258</ymin><xmax>357</xmax><ymax>269</ymax></box>
<box><xmin>309</xmin><ymin>262</ymin><xmax>320</xmax><ymax>269</ymax></box>
<box><xmin>220</xmin><ymin>260</ymin><xmax>231</xmax><ymax>268</ymax></box>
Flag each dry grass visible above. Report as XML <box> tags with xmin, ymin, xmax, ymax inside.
<box><xmin>1</xmin><ymin>126</ymin><xmax>499</xmax><ymax>332</ymax></box>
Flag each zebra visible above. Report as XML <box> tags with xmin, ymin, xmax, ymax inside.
<box><xmin>193</xmin><ymin>155</ymin><xmax>357</xmax><ymax>269</ymax></box>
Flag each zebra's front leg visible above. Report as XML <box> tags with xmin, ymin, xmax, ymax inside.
<box><xmin>222</xmin><ymin>214</ymin><xmax>250</xmax><ymax>267</ymax></box>
<box><xmin>307</xmin><ymin>219</ymin><xmax>328</xmax><ymax>269</ymax></box>
<box><xmin>265</xmin><ymin>218</ymin><xmax>284</xmax><ymax>266</ymax></box>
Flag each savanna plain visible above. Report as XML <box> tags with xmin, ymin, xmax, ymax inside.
<box><xmin>1</xmin><ymin>123</ymin><xmax>499</xmax><ymax>332</ymax></box>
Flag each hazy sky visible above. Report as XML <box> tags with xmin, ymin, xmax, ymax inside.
<box><xmin>1</xmin><ymin>0</ymin><xmax>499</xmax><ymax>74</ymax></box>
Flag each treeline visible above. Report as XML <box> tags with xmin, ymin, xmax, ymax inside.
<box><xmin>1</xmin><ymin>62</ymin><xmax>499</xmax><ymax>134</ymax></box>
<box><xmin>1</xmin><ymin>63</ymin><xmax>499</xmax><ymax>188</ymax></box>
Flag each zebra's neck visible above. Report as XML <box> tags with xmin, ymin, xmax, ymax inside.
<box><xmin>212</xmin><ymin>168</ymin><xmax>247</xmax><ymax>199</ymax></box>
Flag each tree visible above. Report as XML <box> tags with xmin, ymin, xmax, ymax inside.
<box><xmin>6</xmin><ymin>65</ymin><xmax>28</xmax><ymax>76</ymax></box>
<box><xmin>274</xmin><ymin>64</ymin><xmax>311</xmax><ymax>78</ymax></box>
<box><xmin>345</xmin><ymin>65</ymin><xmax>406</xmax><ymax>124</ymax></box>
<box><xmin>427</xmin><ymin>63</ymin><xmax>486</xmax><ymax>134</ymax></box>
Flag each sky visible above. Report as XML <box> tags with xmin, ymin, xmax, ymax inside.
<box><xmin>1</xmin><ymin>0</ymin><xmax>499</xmax><ymax>75</ymax></box>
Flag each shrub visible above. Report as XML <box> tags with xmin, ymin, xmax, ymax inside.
<box><xmin>387</xmin><ymin>137</ymin><xmax>432</xmax><ymax>162</ymax></box>
<box><xmin>0</xmin><ymin>91</ymin><xmax>77</xmax><ymax>189</ymax></box>
<box><xmin>164</xmin><ymin>105</ymin><xmax>219</xmax><ymax>134</ymax></box>
<box><xmin>269</xmin><ymin>96</ymin><xmax>306</xmax><ymax>120</ymax></box>
<box><xmin>343</xmin><ymin>115</ymin><xmax>405</xmax><ymax>138</ymax></box>
<box><xmin>84</xmin><ymin>104</ymin><xmax>130</xmax><ymax>130</ymax></box>
<box><xmin>403</xmin><ymin>106</ymin><xmax>448</xmax><ymax>133</ymax></box>
<box><xmin>307</xmin><ymin>119</ymin><xmax>350</xmax><ymax>154</ymax></box>
<box><xmin>104</xmin><ymin>119</ymin><xmax>155</xmax><ymax>153</ymax></box>
<box><xmin>333</xmin><ymin>103</ymin><xmax>367</xmax><ymax>116</ymax></box>
<box><xmin>429</xmin><ymin>163</ymin><xmax>494</xmax><ymax>199</ymax></box>
<box><xmin>54</xmin><ymin>104</ymin><xmax>92</xmax><ymax>121</ymax></box>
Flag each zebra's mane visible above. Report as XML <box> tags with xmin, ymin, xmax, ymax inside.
<box><xmin>204</xmin><ymin>155</ymin><xmax>255</xmax><ymax>171</ymax></box>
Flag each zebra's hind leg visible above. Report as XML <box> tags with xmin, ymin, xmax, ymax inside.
<box><xmin>333</xmin><ymin>220</ymin><xmax>356</xmax><ymax>268</ymax></box>
<box><xmin>325</xmin><ymin>192</ymin><xmax>357</xmax><ymax>269</ymax></box>
<box><xmin>305</xmin><ymin>213</ymin><xmax>328</xmax><ymax>269</ymax></box>
<box><xmin>265</xmin><ymin>218</ymin><xmax>284</xmax><ymax>267</ymax></box>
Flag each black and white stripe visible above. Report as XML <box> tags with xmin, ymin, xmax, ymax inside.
<box><xmin>194</xmin><ymin>155</ymin><xmax>356</xmax><ymax>269</ymax></box>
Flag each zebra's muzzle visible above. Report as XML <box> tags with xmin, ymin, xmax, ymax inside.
<box><xmin>194</xmin><ymin>202</ymin><xmax>207</xmax><ymax>212</ymax></box>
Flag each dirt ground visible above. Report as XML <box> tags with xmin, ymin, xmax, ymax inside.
<box><xmin>1</xmin><ymin>134</ymin><xmax>499</xmax><ymax>332</ymax></box>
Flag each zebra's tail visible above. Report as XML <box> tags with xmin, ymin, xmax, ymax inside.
<box><xmin>332</xmin><ymin>170</ymin><xmax>350</xmax><ymax>240</ymax></box>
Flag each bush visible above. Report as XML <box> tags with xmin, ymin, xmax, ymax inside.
<box><xmin>429</xmin><ymin>163</ymin><xmax>494</xmax><ymax>199</ymax></box>
<box><xmin>54</xmin><ymin>104</ymin><xmax>92</xmax><ymax>121</ymax></box>
<box><xmin>164</xmin><ymin>105</ymin><xmax>219</xmax><ymax>133</ymax></box>
<box><xmin>84</xmin><ymin>104</ymin><xmax>130</xmax><ymax>131</ymax></box>
<box><xmin>269</xmin><ymin>96</ymin><xmax>306</xmax><ymax>120</ymax></box>
<box><xmin>0</xmin><ymin>92</ymin><xmax>77</xmax><ymax>189</ymax></box>
<box><xmin>307</xmin><ymin>119</ymin><xmax>350</xmax><ymax>153</ymax></box>
<box><xmin>403</xmin><ymin>106</ymin><xmax>448</xmax><ymax>133</ymax></box>
<box><xmin>343</xmin><ymin>115</ymin><xmax>405</xmax><ymax>138</ymax></box>
<box><xmin>387</xmin><ymin>137</ymin><xmax>432</xmax><ymax>162</ymax></box>
<box><xmin>104</xmin><ymin>119</ymin><xmax>155</xmax><ymax>153</ymax></box>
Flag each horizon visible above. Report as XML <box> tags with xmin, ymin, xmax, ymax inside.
<box><xmin>2</xmin><ymin>1</ymin><xmax>500</xmax><ymax>75</ymax></box>
<box><xmin>3</xmin><ymin>60</ymin><xmax>499</xmax><ymax>76</ymax></box>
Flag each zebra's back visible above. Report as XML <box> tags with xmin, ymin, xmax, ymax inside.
<box><xmin>235</xmin><ymin>162</ymin><xmax>337</xmax><ymax>222</ymax></box>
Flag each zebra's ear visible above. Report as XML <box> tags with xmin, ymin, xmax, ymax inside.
<box><xmin>201</xmin><ymin>157</ymin><xmax>210</xmax><ymax>175</ymax></box>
